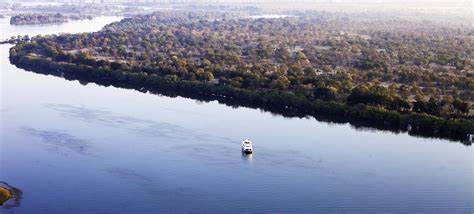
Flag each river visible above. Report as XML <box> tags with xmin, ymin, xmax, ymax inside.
<box><xmin>0</xmin><ymin>16</ymin><xmax>472</xmax><ymax>213</ymax></box>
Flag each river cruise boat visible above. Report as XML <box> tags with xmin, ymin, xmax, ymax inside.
<box><xmin>242</xmin><ymin>139</ymin><xmax>253</xmax><ymax>154</ymax></box>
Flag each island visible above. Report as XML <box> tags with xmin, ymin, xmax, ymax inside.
<box><xmin>9</xmin><ymin>11</ymin><xmax>473</xmax><ymax>142</ymax></box>
<box><xmin>0</xmin><ymin>186</ymin><xmax>12</xmax><ymax>206</ymax></box>
<box><xmin>0</xmin><ymin>182</ymin><xmax>21</xmax><ymax>209</ymax></box>
<box><xmin>10</xmin><ymin>13</ymin><xmax>92</xmax><ymax>25</ymax></box>
<box><xmin>1</xmin><ymin>2</ymin><xmax>154</xmax><ymax>21</ymax></box>
<box><xmin>10</xmin><ymin>13</ymin><xmax>68</xmax><ymax>25</ymax></box>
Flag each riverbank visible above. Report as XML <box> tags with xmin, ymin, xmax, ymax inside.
<box><xmin>9</xmin><ymin>52</ymin><xmax>474</xmax><ymax>144</ymax></box>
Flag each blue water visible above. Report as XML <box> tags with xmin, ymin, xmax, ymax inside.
<box><xmin>0</xmin><ymin>17</ymin><xmax>472</xmax><ymax>213</ymax></box>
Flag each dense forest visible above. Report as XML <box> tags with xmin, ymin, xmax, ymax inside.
<box><xmin>9</xmin><ymin>11</ymin><xmax>474</xmax><ymax>141</ymax></box>
<box><xmin>1</xmin><ymin>2</ymin><xmax>153</xmax><ymax>19</ymax></box>
<box><xmin>10</xmin><ymin>13</ymin><xmax>69</xmax><ymax>25</ymax></box>
<box><xmin>9</xmin><ymin>13</ymin><xmax>94</xmax><ymax>25</ymax></box>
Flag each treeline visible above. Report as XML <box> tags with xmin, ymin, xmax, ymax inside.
<box><xmin>5</xmin><ymin>3</ymin><xmax>149</xmax><ymax>18</ymax></box>
<box><xmin>9</xmin><ymin>13</ymin><xmax>93</xmax><ymax>25</ymax></box>
<box><xmin>10</xmin><ymin>13</ymin><xmax>68</xmax><ymax>25</ymax></box>
<box><xmin>9</xmin><ymin>48</ymin><xmax>473</xmax><ymax>144</ymax></box>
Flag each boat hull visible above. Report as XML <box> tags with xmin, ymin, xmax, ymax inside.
<box><xmin>242</xmin><ymin>148</ymin><xmax>253</xmax><ymax>154</ymax></box>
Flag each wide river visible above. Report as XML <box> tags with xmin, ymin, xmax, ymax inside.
<box><xmin>0</xmin><ymin>17</ymin><xmax>472</xmax><ymax>213</ymax></box>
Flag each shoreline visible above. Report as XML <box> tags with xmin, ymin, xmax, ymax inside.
<box><xmin>8</xmin><ymin>52</ymin><xmax>473</xmax><ymax>144</ymax></box>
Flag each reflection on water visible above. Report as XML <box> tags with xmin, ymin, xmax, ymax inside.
<box><xmin>241</xmin><ymin>152</ymin><xmax>253</xmax><ymax>164</ymax></box>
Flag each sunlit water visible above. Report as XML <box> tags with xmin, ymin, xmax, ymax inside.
<box><xmin>0</xmin><ymin>16</ymin><xmax>122</xmax><ymax>40</ymax></box>
<box><xmin>0</xmin><ymin>17</ymin><xmax>472</xmax><ymax>213</ymax></box>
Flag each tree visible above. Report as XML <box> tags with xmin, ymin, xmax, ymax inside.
<box><xmin>110</xmin><ymin>61</ymin><xmax>124</xmax><ymax>70</ymax></box>
<box><xmin>314</xmin><ymin>87</ymin><xmax>337</xmax><ymax>101</ymax></box>
<box><xmin>453</xmin><ymin>99</ymin><xmax>471</xmax><ymax>115</ymax></box>
<box><xmin>459</xmin><ymin>102</ymin><xmax>471</xmax><ymax>114</ymax></box>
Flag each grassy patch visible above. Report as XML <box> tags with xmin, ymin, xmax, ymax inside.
<box><xmin>0</xmin><ymin>186</ymin><xmax>12</xmax><ymax>206</ymax></box>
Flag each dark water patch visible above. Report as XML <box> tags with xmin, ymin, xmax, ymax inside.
<box><xmin>20</xmin><ymin>127</ymin><xmax>93</xmax><ymax>156</ymax></box>
<box><xmin>105</xmin><ymin>168</ymin><xmax>188</xmax><ymax>197</ymax></box>
<box><xmin>46</xmin><ymin>104</ymin><xmax>216</xmax><ymax>142</ymax></box>
<box><xmin>105</xmin><ymin>168</ymin><xmax>153</xmax><ymax>183</ymax></box>
<box><xmin>171</xmin><ymin>143</ymin><xmax>238</xmax><ymax>166</ymax></box>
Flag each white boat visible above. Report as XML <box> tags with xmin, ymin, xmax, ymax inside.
<box><xmin>242</xmin><ymin>139</ymin><xmax>253</xmax><ymax>154</ymax></box>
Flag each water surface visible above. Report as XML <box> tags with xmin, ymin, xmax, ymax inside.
<box><xmin>0</xmin><ymin>17</ymin><xmax>472</xmax><ymax>213</ymax></box>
